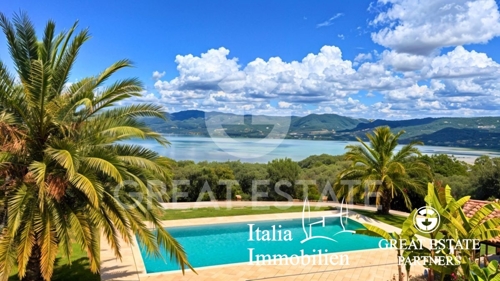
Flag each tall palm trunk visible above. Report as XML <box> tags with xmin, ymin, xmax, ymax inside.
<box><xmin>22</xmin><ymin>243</ymin><xmax>43</xmax><ymax>281</ymax></box>
<box><xmin>378</xmin><ymin>188</ymin><xmax>392</xmax><ymax>214</ymax></box>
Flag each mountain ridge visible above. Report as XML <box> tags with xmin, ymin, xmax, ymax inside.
<box><xmin>140</xmin><ymin>110</ymin><xmax>500</xmax><ymax>150</ymax></box>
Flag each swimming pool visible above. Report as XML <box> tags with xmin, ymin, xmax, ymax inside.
<box><xmin>138</xmin><ymin>217</ymin><xmax>382</xmax><ymax>273</ymax></box>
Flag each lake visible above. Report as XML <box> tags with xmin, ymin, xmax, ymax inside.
<box><xmin>125</xmin><ymin>136</ymin><xmax>500</xmax><ymax>163</ymax></box>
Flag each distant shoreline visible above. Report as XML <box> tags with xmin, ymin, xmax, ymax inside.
<box><xmin>160</xmin><ymin>134</ymin><xmax>500</xmax><ymax>153</ymax></box>
<box><xmin>146</xmin><ymin>111</ymin><xmax>500</xmax><ymax>151</ymax></box>
<box><xmin>149</xmin><ymin>135</ymin><xmax>500</xmax><ymax>164</ymax></box>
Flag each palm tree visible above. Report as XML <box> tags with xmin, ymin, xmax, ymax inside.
<box><xmin>0</xmin><ymin>13</ymin><xmax>193</xmax><ymax>281</ymax></box>
<box><xmin>336</xmin><ymin>126</ymin><xmax>431</xmax><ymax>214</ymax></box>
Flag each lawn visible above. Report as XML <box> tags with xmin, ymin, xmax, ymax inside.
<box><xmin>352</xmin><ymin>209</ymin><xmax>407</xmax><ymax>228</ymax></box>
<box><xmin>160</xmin><ymin>205</ymin><xmax>330</xmax><ymax>220</ymax></box>
<box><xmin>9</xmin><ymin>242</ymin><xmax>99</xmax><ymax>281</ymax></box>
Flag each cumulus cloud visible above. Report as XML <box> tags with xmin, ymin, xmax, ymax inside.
<box><xmin>155</xmin><ymin>46</ymin><xmax>341</xmax><ymax>105</ymax></box>
<box><xmin>371</xmin><ymin>0</ymin><xmax>500</xmax><ymax>55</ymax></box>
<box><xmin>278</xmin><ymin>101</ymin><xmax>292</xmax><ymax>109</ymax></box>
<box><xmin>423</xmin><ymin>46</ymin><xmax>500</xmax><ymax>79</ymax></box>
<box><xmin>378</xmin><ymin>47</ymin><xmax>500</xmax><ymax>113</ymax></box>
<box><xmin>354</xmin><ymin>53</ymin><xmax>373</xmax><ymax>63</ymax></box>
<box><xmin>143</xmin><ymin>28</ymin><xmax>500</xmax><ymax>119</ymax></box>
<box><xmin>385</xmin><ymin>84</ymin><xmax>437</xmax><ymax>101</ymax></box>
<box><xmin>150</xmin><ymin>45</ymin><xmax>429</xmax><ymax>117</ymax></box>
<box><xmin>381</xmin><ymin>51</ymin><xmax>431</xmax><ymax>72</ymax></box>
<box><xmin>152</xmin><ymin>71</ymin><xmax>165</xmax><ymax>80</ymax></box>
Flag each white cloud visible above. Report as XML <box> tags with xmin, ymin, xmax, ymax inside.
<box><xmin>381</xmin><ymin>50</ymin><xmax>431</xmax><ymax>72</ymax></box>
<box><xmin>354</xmin><ymin>53</ymin><xmax>373</xmax><ymax>63</ymax></box>
<box><xmin>278</xmin><ymin>101</ymin><xmax>292</xmax><ymax>109</ymax></box>
<box><xmin>374</xmin><ymin>47</ymin><xmax>500</xmax><ymax>116</ymax></box>
<box><xmin>152</xmin><ymin>71</ymin><xmax>165</xmax><ymax>80</ymax></box>
<box><xmin>385</xmin><ymin>84</ymin><xmax>436</xmax><ymax>101</ymax></box>
<box><xmin>371</xmin><ymin>0</ymin><xmax>500</xmax><ymax>55</ymax></box>
<box><xmin>423</xmin><ymin>46</ymin><xmax>500</xmax><ymax>79</ymax></box>
<box><xmin>143</xmin><ymin>42</ymin><xmax>500</xmax><ymax>119</ymax></box>
<box><xmin>154</xmin><ymin>46</ymin><xmax>369</xmax><ymax>109</ymax></box>
<box><xmin>337</xmin><ymin>34</ymin><xmax>345</xmax><ymax>40</ymax></box>
<box><xmin>316</xmin><ymin>13</ymin><xmax>344</xmax><ymax>28</ymax></box>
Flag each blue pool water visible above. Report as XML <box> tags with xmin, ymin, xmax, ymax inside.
<box><xmin>138</xmin><ymin>217</ymin><xmax>381</xmax><ymax>273</ymax></box>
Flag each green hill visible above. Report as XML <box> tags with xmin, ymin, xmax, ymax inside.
<box><xmin>140</xmin><ymin>111</ymin><xmax>500</xmax><ymax>150</ymax></box>
<box><xmin>291</xmin><ymin>113</ymin><xmax>364</xmax><ymax>132</ymax></box>
<box><xmin>402</xmin><ymin>127</ymin><xmax>500</xmax><ymax>149</ymax></box>
<box><xmin>141</xmin><ymin>111</ymin><xmax>363</xmax><ymax>137</ymax></box>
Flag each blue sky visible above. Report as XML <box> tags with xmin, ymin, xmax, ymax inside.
<box><xmin>2</xmin><ymin>0</ymin><xmax>500</xmax><ymax>119</ymax></box>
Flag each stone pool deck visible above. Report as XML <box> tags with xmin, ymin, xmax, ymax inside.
<box><xmin>100</xmin><ymin>204</ymin><xmax>426</xmax><ymax>281</ymax></box>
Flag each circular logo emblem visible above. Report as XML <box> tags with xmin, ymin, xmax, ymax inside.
<box><xmin>413</xmin><ymin>206</ymin><xmax>440</xmax><ymax>233</ymax></box>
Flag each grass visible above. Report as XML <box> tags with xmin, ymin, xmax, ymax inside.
<box><xmin>9</xmin><ymin>242</ymin><xmax>100</xmax><ymax>281</ymax></box>
<box><xmin>352</xmin><ymin>209</ymin><xmax>407</xmax><ymax>228</ymax></box>
<box><xmin>480</xmin><ymin>244</ymin><xmax>498</xmax><ymax>256</ymax></box>
<box><xmin>160</xmin><ymin>205</ymin><xmax>330</xmax><ymax>220</ymax></box>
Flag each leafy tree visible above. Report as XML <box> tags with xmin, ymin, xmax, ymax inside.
<box><xmin>297</xmin><ymin>154</ymin><xmax>346</xmax><ymax>169</ymax></box>
<box><xmin>389</xmin><ymin>188</ymin><xmax>426</xmax><ymax>213</ymax></box>
<box><xmin>267</xmin><ymin>158</ymin><xmax>301</xmax><ymax>200</ymax></box>
<box><xmin>172</xmin><ymin>164</ymin><xmax>216</xmax><ymax>201</ymax></box>
<box><xmin>336</xmin><ymin>126</ymin><xmax>432</xmax><ymax>214</ymax></box>
<box><xmin>212</xmin><ymin>165</ymin><xmax>238</xmax><ymax>200</ymax></box>
<box><xmin>470</xmin><ymin>156</ymin><xmax>500</xmax><ymax>200</ymax></box>
<box><xmin>295</xmin><ymin>183</ymin><xmax>321</xmax><ymax>200</ymax></box>
<box><xmin>227</xmin><ymin>161</ymin><xmax>268</xmax><ymax>195</ymax></box>
<box><xmin>420</xmin><ymin>154</ymin><xmax>469</xmax><ymax>177</ymax></box>
<box><xmin>300</xmin><ymin>163</ymin><xmax>349</xmax><ymax>201</ymax></box>
<box><xmin>434</xmin><ymin>174</ymin><xmax>472</xmax><ymax>199</ymax></box>
<box><xmin>172</xmin><ymin>163</ymin><xmax>238</xmax><ymax>201</ymax></box>
<box><xmin>176</xmin><ymin>160</ymin><xmax>196</xmax><ymax>167</ymax></box>
<box><xmin>0</xmin><ymin>13</ymin><xmax>192</xmax><ymax>281</ymax></box>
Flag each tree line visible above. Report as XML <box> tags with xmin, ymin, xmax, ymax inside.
<box><xmin>170</xmin><ymin>152</ymin><xmax>500</xmax><ymax>212</ymax></box>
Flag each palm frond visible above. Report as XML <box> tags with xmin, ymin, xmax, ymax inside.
<box><xmin>81</xmin><ymin>156</ymin><xmax>123</xmax><ymax>183</ymax></box>
<box><xmin>69</xmin><ymin>173</ymin><xmax>102</xmax><ymax>207</ymax></box>
<box><xmin>15</xmin><ymin>204</ymin><xmax>35</xmax><ymax>278</ymax></box>
<box><xmin>39</xmin><ymin>20</ymin><xmax>56</xmax><ymax>63</ymax></box>
<box><xmin>37</xmin><ymin>202</ymin><xmax>59</xmax><ymax>280</ymax></box>
<box><xmin>45</xmin><ymin>146</ymin><xmax>77</xmax><ymax>177</ymax></box>
<box><xmin>0</xmin><ymin>229</ymin><xmax>17</xmax><ymax>281</ymax></box>
<box><xmin>51</xmin><ymin>25</ymin><xmax>90</xmax><ymax>96</ymax></box>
